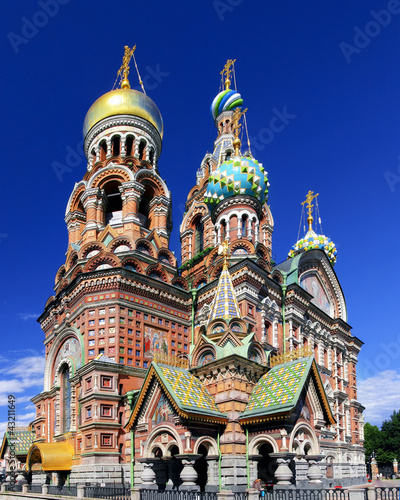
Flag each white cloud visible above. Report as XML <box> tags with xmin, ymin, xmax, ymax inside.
<box><xmin>358</xmin><ymin>370</ymin><xmax>400</xmax><ymax>426</ymax></box>
<box><xmin>18</xmin><ymin>313</ymin><xmax>39</xmax><ymax>321</ymax></box>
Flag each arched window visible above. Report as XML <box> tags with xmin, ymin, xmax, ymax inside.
<box><xmin>99</xmin><ymin>140</ymin><xmax>107</xmax><ymax>162</ymax></box>
<box><xmin>111</xmin><ymin>135</ymin><xmax>120</xmax><ymax>156</ymax></box>
<box><xmin>60</xmin><ymin>364</ymin><xmax>71</xmax><ymax>433</ymax></box>
<box><xmin>138</xmin><ymin>184</ymin><xmax>154</xmax><ymax>229</ymax></box>
<box><xmin>126</xmin><ymin>135</ymin><xmax>134</xmax><ymax>156</ymax></box>
<box><xmin>194</xmin><ymin>219</ymin><xmax>203</xmax><ymax>255</ymax></box>
<box><xmin>241</xmin><ymin>215</ymin><xmax>248</xmax><ymax>237</ymax></box>
<box><xmin>104</xmin><ymin>181</ymin><xmax>122</xmax><ymax>226</ymax></box>
<box><xmin>138</xmin><ymin>140</ymin><xmax>146</xmax><ymax>160</ymax></box>
<box><xmin>149</xmin><ymin>148</ymin><xmax>154</xmax><ymax>164</ymax></box>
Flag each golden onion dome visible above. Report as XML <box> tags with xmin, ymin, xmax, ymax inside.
<box><xmin>83</xmin><ymin>88</ymin><xmax>163</xmax><ymax>139</ymax></box>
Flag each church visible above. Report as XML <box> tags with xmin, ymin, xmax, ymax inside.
<box><xmin>25</xmin><ymin>49</ymin><xmax>366</xmax><ymax>490</ymax></box>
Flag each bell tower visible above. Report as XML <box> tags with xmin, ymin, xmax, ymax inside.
<box><xmin>63</xmin><ymin>46</ymin><xmax>172</xmax><ymax>289</ymax></box>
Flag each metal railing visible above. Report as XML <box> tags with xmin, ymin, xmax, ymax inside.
<box><xmin>84</xmin><ymin>485</ymin><xmax>131</xmax><ymax>499</ymax></box>
<box><xmin>47</xmin><ymin>484</ymin><xmax>78</xmax><ymax>496</ymax></box>
<box><xmin>264</xmin><ymin>489</ymin><xmax>355</xmax><ymax>500</ymax></box>
<box><xmin>140</xmin><ymin>490</ymin><xmax>218</xmax><ymax>500</ymax></box>
<box><xmin>234</xmin><ymin>492</ymin><xmax>249</xmax><ymax>500</ymax></box>
<box><xmin>27</xmin><ymin>484</ymin><xmax>43</xmax><ymax>494</ymax></box>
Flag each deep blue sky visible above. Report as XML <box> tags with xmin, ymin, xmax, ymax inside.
<box><xmin>1</xmin><ymin>0</ymin><xmax>399</xmax><ymax>431</ymax></box>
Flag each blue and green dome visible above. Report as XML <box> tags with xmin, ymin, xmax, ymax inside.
<box><xmin>204</xmin><ymin>156</ymin><xmax>269</xmax><ymax>209</ymax></box>
<box><xmin>288</xmin><ymin>229</ymin><xmax>337</xmax><ymax>265</ymax></box>
<box><xmin>211</xmin><ymin>89</ymin><xmax>243</xmax><ymax>121</ymax></box>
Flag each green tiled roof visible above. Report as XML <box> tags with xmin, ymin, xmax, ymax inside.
<box><xmin>1</xmin><ymin>429</ymin><xmax>35</xmax><ymax>456</ymax></box>
<box><xmin>155</xmin><ymin>363</ymin><xmax>224</xmax><ymax>419</ymax></box>
<box><xmin>241</xmin><ymin>357</ymin><xmax>312</xmax><ymax>420</ymax></box>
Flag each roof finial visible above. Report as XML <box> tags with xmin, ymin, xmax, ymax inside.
<box><xmin>117</xmin><ymin>45</ymin><xmax>136</xmax><ymax>89</ymax></box>
<box><xmin>218</xmin><ymin>239</ymin><xmax>230</xmax><ymax>271</ymax></box>
<box><xmin>232</xmin><ymin>107</ymin><xmax>247</xmax><ymax>156</ymax></box>
<box><xmin>221</xmin><ymin>59</ymin><xmax>236</xmax><ymax>90</ymax></box>
<box><xmin>301</xmin><ymin>190</ymin><xmax>319</xmax><ymax>232</ymax></box>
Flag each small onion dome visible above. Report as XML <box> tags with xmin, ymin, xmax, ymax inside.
<box><xmin>204</xmin><ymin>156</ymin><xmax>269</xmax><ymax>209</ymax></box>
<box><xmin>83</xmin><ymin>88</ymin><xmax>163</xmax><ymax>139</ymax></box>
<box><xmin>288</xmin><ymin>229</ymin><xmax>338</xmax><ymax>265</ymax></box>
<box><xmin>211</xmin><ymin>89</ymin><xmax>243</xmax><ymax>121</ymax></box>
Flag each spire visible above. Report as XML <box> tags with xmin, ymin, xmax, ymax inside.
<box><xmin>208</xmin><ymin>241</ymin><xmax>241</xmax><ymax>321</ymax></box>
<box><xmin>301</xmin><ymin>190</ymin><xmax>319</xmax><ymax>233</ymax></box>
<box><xmin>232</xmin><ymin>106</ymin><xmax>247</xmax><ymax>157</ymax></box>
<box><xmin>221</xmin><ymin>59</ymin><xmax>236</xmax><ymax>90</ymax></box>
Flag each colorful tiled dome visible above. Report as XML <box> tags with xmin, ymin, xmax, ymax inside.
<box><xmin>211</xmin><ymin>89</ymin><xmax>243</xmax><ymax>121</ymax></box>
<box><xmin>288</xmin><ymin>229</ymin><xmax>337</xmax><ymax>265</ymax></box>
<box><xmin>204</xmin><ymin>156</ymin><xmax>269</xmax><ymax>209</ymax></box>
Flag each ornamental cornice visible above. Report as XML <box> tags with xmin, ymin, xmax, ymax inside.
<box><xmin>84</xmin><ymin>115</ymin><xmax>162</xmax><ymax>159</ymax></box>
<box><xmin>80</xmin><ymin>187</ymin><xmax>102</xmax><ymax>204</ymax></box>
<box><xmin>212</xmin><ymin>195</ymin><xmax>261</xmax><ymax>222</ymax></box>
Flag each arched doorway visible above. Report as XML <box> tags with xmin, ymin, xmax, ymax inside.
<box><xmin>168</xmin><ymin>445</ymin><xmax>182</xmax><ymax>489</ymax></box>
<box><xmin>257</xmin><ymin>443</ymin><xmax>275</xmax><ymax>485</ymax></box>
<box><xmin>194</xmin><ymin>444</ymin><xmax>208</xmax><ymax>491</ymax></box>
<box><xmin>152</xmin><ymin>447</ymin><xmax>167</xmax><ymax>490</ymax></box>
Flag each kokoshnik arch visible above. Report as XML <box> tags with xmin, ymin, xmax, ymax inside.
<box><xmin>23</xmin><ymin>49</ymin><xmax>365</xmax><ymax>489</ymax></box>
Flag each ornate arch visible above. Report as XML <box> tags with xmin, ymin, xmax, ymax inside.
<box><xmin>192</xmin><ymin>344</ymin><xmax>217</xmax><ymax>367</ymax></box>
<box><xmin>289</xmin><ymin>421</ymin><xmax>319</xmax><ymax>455</ymax></box>
<box><xmin>55</xmin><ymin>265</ymin><xmax>66</xmax><ymax>285</ymax></box>
<box><xmin>193</xmin><ymin>274</ymin><xmax>208</xmax><ymax>289</ymax></box>
<box><xmin>230</xmin><ymin>239</ymin><xmax>255</xmax><ymax>255</ymax></box>
<box><xmin>146</xmin><ymin>264</ymin><xmax>168</xmax><ymax>282</ymax></box>
<box><xmin>143</xmin><ymin>425</ymin><xmax>183</xmax><ymax>458</ymax></box>
<box><xmin>121</xmin><ymin>256</ymin><xmax>143</xmax><ymax>273</ymax></box>
<box><xmin>157</xmin><ymin>248</ymin><xmax>175</xmax><ymax>266</ymax></box>
<box><xmin>44</xmin><ymin>329</ymin><xmax>83</xmax><ymax>392</ymax></box>
<box><xmin>135</xmin><ymin>239</ymin><xmax>155</xmax><ymax>257</ymax></box>
<box><xmin>248</xmin><ymin>434</ymin><xmax>279</xmax><ymax>455</ymax></box>
<box><xmin>79</xmin><ymin>241</ymin><xmax>106</xmax><ymax>260</ymax></box>
<box><xmin>108</xmin><ymin>236</ymin><xmax>134</xmax><ymax>253</ymax></box>
<box><xmin>65</xmin><ymin>181</ymin><xmax>87</xmax><ymax>216</ymax></box>
<box><xmin>65</xmin><ymin>251</ymin><xmax>78</xmax><ymax>272</ymax></box>
<box><xmin>181</xmin><ymin>203</ymin><xmax>208</xmax><ymax>233</ymax></box>
<box><xmin>171</xmin><ymin>277</ymin><xmax>189</xmax><ymax>291</ymax></box>
<box><xmin>193</xmin><ymin>436</ymin><xmax>218</xmax><ymax>455</ymax></box>
<box><xmin>88</xmin><ymin>164</ymin><xmax>132</xmax><ymax>189</ymax></box>
<box><xmin>135</xmin><ymin>170</ymin><xmax>170</xmax><ymax>198</ymax></box>
<box><xmin>83</xmin><ymin>251</ymin><xmax>121</xmax><ymax>272</ymax></box>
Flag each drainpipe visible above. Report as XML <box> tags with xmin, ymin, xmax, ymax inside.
<box><xmin>189</xmin><ymin>288</ymin><xmax>198</xmax><ymax>361</ymax></box>
<box><xmin>217</xmin><ymin>428</ymin><xmax>222</xmax><ymax>491</ymax></box>
<box><xmin>281</xmin><ymin>275</ymin><xmax>287</xmax><ymax>355</ymax></box>
<box><xmin>127</xmin><ymin>392</ymin><xmax>135</xmax><ymax>489</ymax></box>
<box><xmin>246</xmin><ymin>427</ymin><xmax>250</xmax><ymax>489</ymax></box>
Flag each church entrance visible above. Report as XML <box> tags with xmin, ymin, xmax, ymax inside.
<box><xmin>194</xmin><ymin>444</ymin><xmax>208</xmax><ymax>491</ymax></box>
<box><xmin>257</xmin><ymin>443</ymin><xmax>275</xmax><ymax>484</ymax></box>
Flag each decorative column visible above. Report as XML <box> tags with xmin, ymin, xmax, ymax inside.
<box><xmin>305</xmin><ymin>455</ymin><xmax>325</xmax><ymax>484</ymax></box>
<box><xmin>176</xmin><ymin>454</ymin><xmax>201</xmax><ymax>491</ymax></box>
<box><xmin>270</xmin><ymin>453</ymin><xmax>295</xmax><ymax>485</ymax></box>
<box><xmin>393</xmin><ymin>459</ymin><xmax>398</xmax><ymax>476</ymax></box>
<box><xmin>138</xmin><ymin>459</ymin><xmax>157</xmax><ymax>489</ymax></box>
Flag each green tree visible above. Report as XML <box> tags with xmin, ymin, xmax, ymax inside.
<box><xmin>364</xmin><ymin>410</ymin><xmax>400</xmax><ymax>465</ymax></box>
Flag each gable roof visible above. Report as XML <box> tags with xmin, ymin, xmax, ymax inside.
<box><xmin>126</xmin><ymin>362</ymin><xmax>227</xmax><ymax>429</ymax></box>
<box><xmin>0</xmin><ymin>428</ymin><xmax>35</xmax><ymax>458</ymax></box>
<box><xmin>240</xmin><ymin>356</ymin><xmax>335</xmax><ymax>425</ymax></box>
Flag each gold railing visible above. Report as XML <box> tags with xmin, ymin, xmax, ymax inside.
<box><xmin>269</xmin><ymin>346</ymin><xmax>313</xmax><ymax>367</ymax></box>
<box><xmin>153</xmin><ymin>352</ymin><xmax>189</xmax><ymax>369</ymax></box>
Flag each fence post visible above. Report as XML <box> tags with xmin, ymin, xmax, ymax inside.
<box><xmin>42</xmin><ymin>484</ymin><xmax>49</xmax><ymax>495</ymax></box>
<box><xmin>349</xmin><ymin>491</ymin><xmax>366</xmax><ymax>500</ymax></box>
<box><xmin>247</xmin><ymin>488</ymin><xmax>260</xmax><ymax>500</ymax></box>
<box><xmin>366</xmin><ymin>486</ymin><xmax>376</xmax><ymax>500</ymax></box>
<box><xmin>77</xmin><ymin>484</ymin><xmax>85</xmax><ymax>499</ymax></box>
<box><xmin>0</xmin><ymin>484</ymin><xmax>5</xmax><ymax>492</ymax></box>
<box><xmin>22</xmin><ymin>484</ymin><xmax>28</xmax><ymax>494</ymax></box>
<box><xmin>131</xmin><ymin>485</ymin><xmax>141</xmax><ymax>500</ymax></box>
<box><xmin>217</xmin><ymin>489</ymin><xmax>235</xmax><ymax>500</ymax></box>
